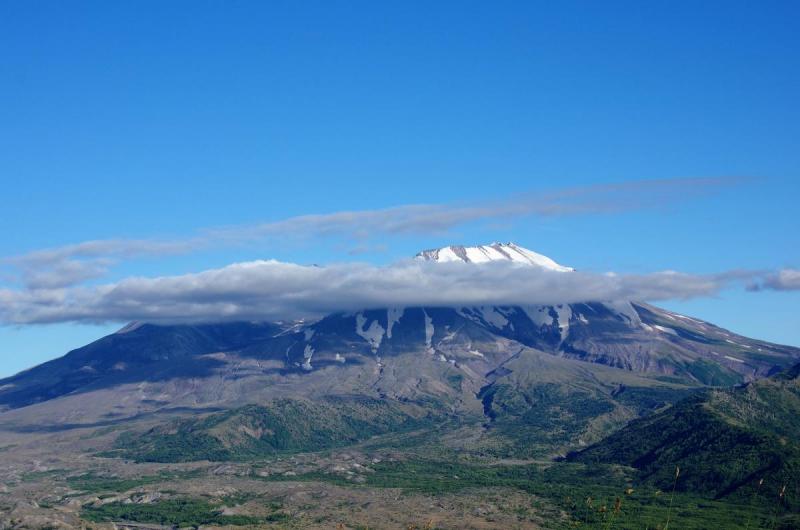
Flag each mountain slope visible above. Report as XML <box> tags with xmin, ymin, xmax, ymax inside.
<box><xmin>296</xmin><ymin>301</ymin><xmax>797</xmax><ymax>385</ymax></box>
<box><xmin>0</xmin><ymin>321</ymin><xmax>284</xmax><ymax>411</ymax></box>
<box><xmin>103</xmin><ymin>396</ymin><xmax>438</xmax><ymax>462</ymax></box>
<box><xmin>570</xmin><ymin>362</ymin><xmax>800</xmax><ymax>508</ymax></box>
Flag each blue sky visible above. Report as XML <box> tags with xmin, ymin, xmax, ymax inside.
<box><xmin>1</xmin><ymin>1</ymin><xmax>798</xmax><ymax>377</ymax></box>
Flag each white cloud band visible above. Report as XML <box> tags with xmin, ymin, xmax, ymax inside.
<box><xmin>0</xmin><ymin>259</ymin><xmax>762</xmax><ymax>325</ymax></box>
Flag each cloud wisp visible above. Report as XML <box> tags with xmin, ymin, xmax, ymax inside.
<box><xmin>0</xmin><ymin>175</ymin><xmax>775</xmax><ymax>327</ymax></box>
<box><xmin>3</xmin><ymin>177</ymin><xmax>739</xmax><ymax>289</ymax></box>
<box><xmin>0</xmin><ymin>259</ymin><xmax>764</xmax><ymax>326</ymax></box>
<box><xmin>749</xmin><ymin>269</ymin><xmax>800</xmax><ymax>292</ymax></box>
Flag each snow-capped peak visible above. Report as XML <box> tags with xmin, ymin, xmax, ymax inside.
<box><xmin>415</xmin><ymin>242</ymin><xmax>573</xmax><ymax>272</ymax></box>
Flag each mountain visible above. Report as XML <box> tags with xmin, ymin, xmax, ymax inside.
<box><xmin>415</xmin><ymin>242</ymin><xmax>575</xmax><ymax>271</ymax></box>
<box><xmin>570</xmin><ymin>362</ymin><xmax>800</xmax><ymax>509</ymax></box>
<box><xmin>414</xmin><ymin>243</ymin><xmax>797</xmax><ymax>381</ymax></box>
<box><xmin>0</xmin><ymin>244</ymin><xmax>797</xmax><ymax>430</ymax></box>
<box><xmin>1</xmin><ymin>243</ymin><xmax>799</xmax><ymax>528</ymax></box>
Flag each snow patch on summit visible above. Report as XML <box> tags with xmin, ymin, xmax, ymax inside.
<box><xmin>302</xmin><ymin>344</ymin><xmax>315</xmax><ymax>371</ymax></box>
<box><xmin>522</xmin><ymin>306</ymin><xmax>555</xmax><ymax>328</ymax></box>
<box><xmin>605</xmin><ymin>300</ymin><xmax>642</xmax><ymax>327</ymax></box>
<box><xmin>386</xmin><ymin>307</ymin><xmax>405</xmax><ymax>338</ymax></box>
<box><xmin>479</xmin><ymin>306</ymin><xmax>509</xmax><ymax>329</ymax></box>
<box><xmin>459</xmin><ymin>306</ymin><xmax>509</xmax><ymax>330</ymax></box>
<box><xmin>356</xmin><ymin>313</ymin><xmax>385</xmax><ymax>352</ymax></box>
<box><xmin>653</xmin><ymin>324</ymin><xmax>678</xmax><ymax>336</ymax></box>
<box><xmin>553</xmin><ymin>305</ymin><xmax>572</xmax><ymax>341</ymax></box>
<box><xmin>423</xmin><ymin>309</ymin><xmax>435</xmax><ymax>353</ymax></box>
<box><xmin>116</xmin><ymin>321</ymin><xmax>144</xmax><ymax>334</ymax></box>
<box><xmin>416</xmin><ymin>242</ymin><xmax>573</xmax><ymax>272</ymax></box>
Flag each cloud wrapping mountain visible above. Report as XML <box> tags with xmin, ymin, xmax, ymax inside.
<box><xmin>0</xmin><ymin>258</ymin><xmax>755</xmax><ymax>325</ymax></box>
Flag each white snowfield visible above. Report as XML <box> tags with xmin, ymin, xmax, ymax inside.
<box><xmin>416</xmin><ymin>242</ymin><xmax>573</xmax><ymax>272</ymax></box>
